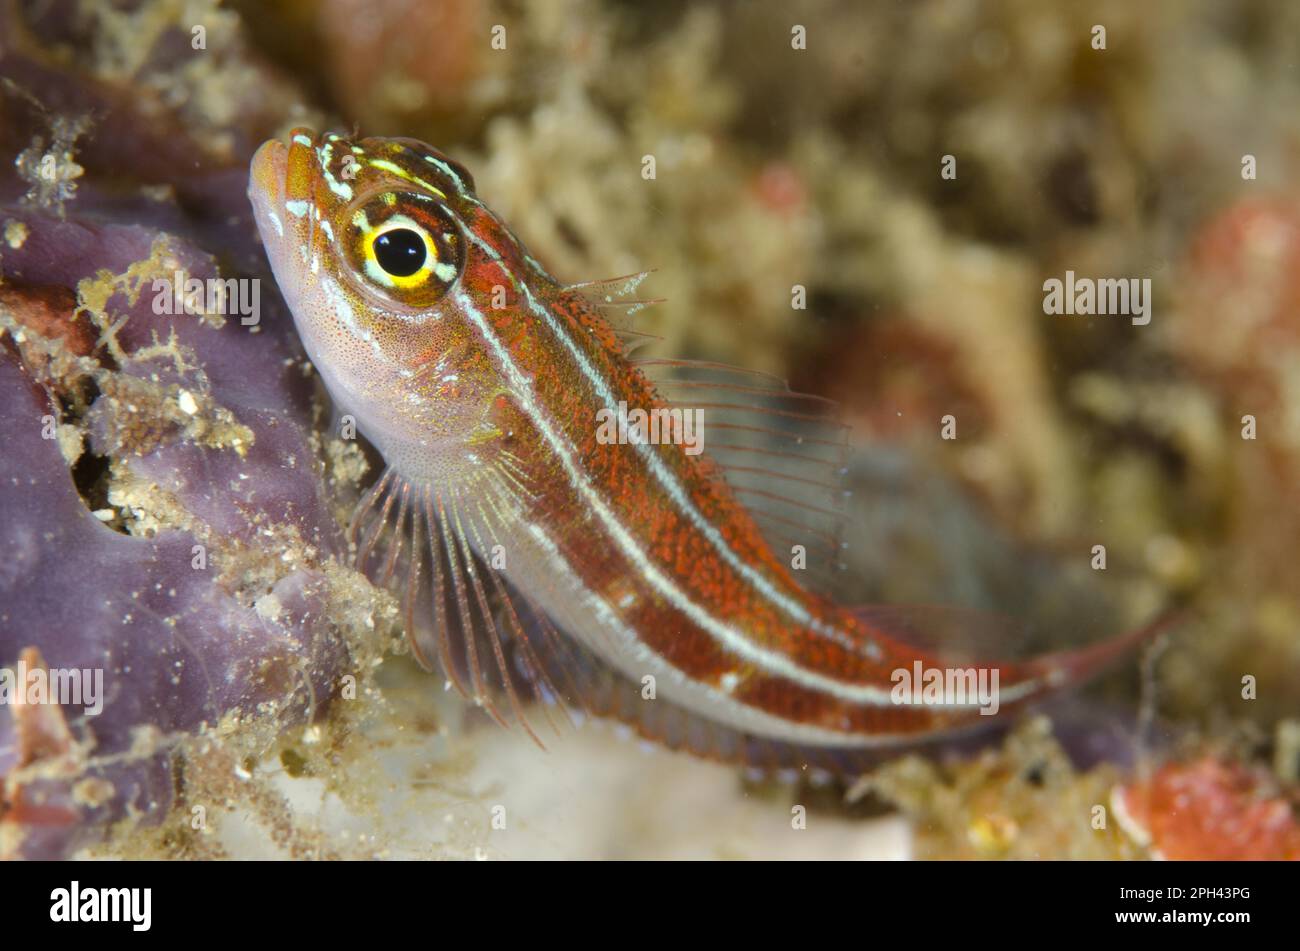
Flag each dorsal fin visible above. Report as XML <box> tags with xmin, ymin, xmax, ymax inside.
<box><xmin>613</xmin><ymin>327</ymin><xmax>662</xmax><ymax>357</ymax></box>
<box><xmin>565</xmin><ymin>270</ymin><xmax>852</xmax><ymax>590</ymax></box>
<box><xmin>563</xmin><ymin>270</ymin><xmax>665</xmax><ymax>353</ymax></box>
<box><xmin>566</xmin><ymin>269</ymin><xmax>656</xmax><ymax>301</ymax></box>
<box><xmin>634</xmin><ymin>357</ymin><xmax>852</xmax><ymax>595</ymax></box>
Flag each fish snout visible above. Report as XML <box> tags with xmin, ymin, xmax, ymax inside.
<box><xmin>248</xmin><ymin>127</ymin><xmax>322</xmax><ymax>209</ymax></box>
<box><xmin>249</xmin><ymin>128</ymin><xmax>329</xmax><ymax>316</ymax></box>
<box><xmin>248</xmin><ymin>137</ymin><xmax>288</xmax><ymax>206</ymax></box>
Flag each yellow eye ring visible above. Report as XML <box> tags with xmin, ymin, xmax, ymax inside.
<box><xmin>342</xmin><ymin>193</ymin><xmax>465</xmax><ymax>309</ymax></box>
<box><xmin>362</xmin><ymin>217</ymin><xmax>438</xmax><ymax>289</ymax></box>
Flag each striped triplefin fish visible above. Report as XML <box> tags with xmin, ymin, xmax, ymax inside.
<box><xmin>247</xmin><ymin>129</ymin><xmax>1165</xmax><ymax>774</ymax></box>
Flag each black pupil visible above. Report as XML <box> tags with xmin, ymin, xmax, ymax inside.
<box><xmin>374</xmin><ymin>229</ymin><xmax>427</xmax><ymax>277</ymax></box>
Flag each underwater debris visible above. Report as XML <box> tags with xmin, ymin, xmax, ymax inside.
<box><xmin>852</xmin><ymin>717</ymin><xmax>1144</xmax><ymax>860</ymax></box>
<box><xmin>12</xmin><ymin>111</ymin><xmax>89</xmax><ymax>215</ymax></box>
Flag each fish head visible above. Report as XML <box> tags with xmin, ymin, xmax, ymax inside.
<box><xmin>249</xmin><ymin>128</ymin><xmax>532</xmax><ymax>478</ymax></box>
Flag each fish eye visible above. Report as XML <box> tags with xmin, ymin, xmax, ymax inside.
<box><xmin>340</xmin><ymin>192</ymin><xmax>465</xmax><ymax>308</ymax></box>
<box><xmin>363</xmin><ymin>220</ymin><xmax>438</xmax><ymax>289</ymax></box>
<box><xmin>372</xmin><ymin>227</ymin><xmax>428</xmax><ymax>277</ymax></box>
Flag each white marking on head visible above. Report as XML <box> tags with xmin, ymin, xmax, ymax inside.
<box><xmin>423</xmin><ymin>154</ymin><xmax>467</xmax><ymax>193</ymax></box>
<box><xmin>369</xmin><ymin>159</ymin><xmax>447</xmax><ymax>199</ymax></box>
<box><xmin>317</xmin><ymin>141</ymin><xmax>354</xmax><ymax>200</ymax></box>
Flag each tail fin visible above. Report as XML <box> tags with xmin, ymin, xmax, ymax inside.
<box><xmin>849</xmin><ymin>603</ymin><xmax>1181</xmax><ymax>713</ymax></box>
<box><xmin>1013</xmin><ymin>608</ymin><xmax>1181</xmax><ymax>698</ymax></box>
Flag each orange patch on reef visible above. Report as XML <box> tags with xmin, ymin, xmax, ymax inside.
<box><xmin>1114</xmin><ymin>757</ymin><xmax>1300</xmax><ymax>861</ymax></box>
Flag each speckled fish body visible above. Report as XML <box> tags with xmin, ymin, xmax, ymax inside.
<box><xmin>248</xmin><ymin>129</ymin><xmax>1158</xmax><ymax>768</ymax></box>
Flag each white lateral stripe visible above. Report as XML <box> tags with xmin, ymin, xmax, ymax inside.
<box><xmin>453</xmin><ymin>287</ymin><xmax>896</xmax><ymax>706</ymax></box>
<box><xmin>521</xmin><ymin>516</ymin><xmax>907</xmax><ymax>746</ymax></box>
<box><xmin>459</xmin><ymin>228</ymin><xmax>880</xmax><ymax>663</ymax></box>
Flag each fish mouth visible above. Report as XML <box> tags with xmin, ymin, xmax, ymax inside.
<box><xmin>248</xmin><ymin>127</ymin><xmax>331</xmax><ymax>285</ymax></box>
<box><xmin>248</xmin><ymin>136</ymin><xmax>288</xmax><ymax>206</ymax></box>
<box><xmin>248</xmin><ymin>128</ymin><xmax>328</xmax><ymax>309</ymax></box>
<box><xmin>249</xmin><ymin>127</ymin><xmax>321</xmax><ymax>209</ymax></box>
